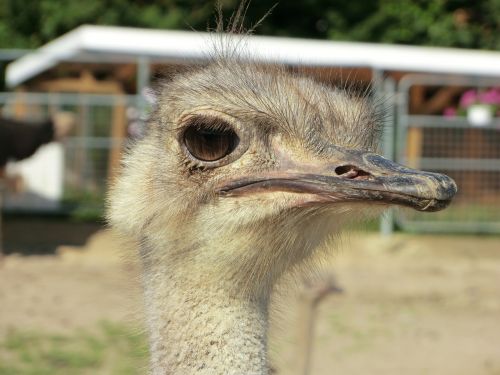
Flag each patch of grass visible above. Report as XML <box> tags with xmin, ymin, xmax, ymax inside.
<box><xmin>346</xmin><ymin>218</ymin><xmax>380</xmax><ymax>232</ymax></box>
<box><xmin>62</xmin><ymin>188</ymin><xmax>106</xmax><ymax>222</ymax></box>
<box><xmin>0</xmin><ymin>322</ymin><xmax>148</xmax><ymax>375</ymax></box>
<box><xmin>402</xmin><ymin>203</ymin><xmax>500</xmax><ymax>223</ymax></box>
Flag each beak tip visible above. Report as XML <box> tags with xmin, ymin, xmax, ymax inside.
<box><xmin>416</xmin><ymin>174</ymin><xmax>457</xmax><ymax>212</ymax></box>
<box><xmin>436</xmin><ymin>175</ymin><xmax>458</xmax><ymax>201</ymax></box>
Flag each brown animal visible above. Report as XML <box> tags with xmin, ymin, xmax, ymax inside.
<box><xmin>108</xmin><ymin>12</ymin><xmax>457</xmax><ymax>375</ymax></box>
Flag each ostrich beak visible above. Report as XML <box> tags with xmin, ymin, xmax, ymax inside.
<box><xmin>219</xmin><ymin>147</ymin><xmax>457</xmax><ymax>212</ymax></box>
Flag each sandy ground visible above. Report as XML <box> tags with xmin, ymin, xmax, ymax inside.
<box><xmin>1</xmin><ymin>229</ymin><xmax>500</xmax><ymax>374</ymax></box>
<box><xmin>0</xmin><ymin>230</ymin><xmax>142</xmax><ymax>335</ymax></box>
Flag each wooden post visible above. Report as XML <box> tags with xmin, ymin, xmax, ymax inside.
<box><xmin>407</xmin><ymin>86</ymin><xmax>425</xmax><ymax>169</ymax></box>
<box><xmin>296</xmin><ymin>293</ymin><xmax>318</xmax><ymax>375</ymax></box>
<box><xmin>108</xmin><ymin>96</ymin><xmax>127</xmax><ymax>181</ymax></box>
<box><xmin>13</xmin><ymin>88</ymin><xmax>28</xmax><ymax>119</ymax></box>
<box><xmin>406</xmin><ymin>127</ymin><xmax>424</xmax><ymax>169</ymax></box>
<box><xmin>296</xmin><ymin>274</ymin><xmax>343</xmax><ymax>375</ymax></box>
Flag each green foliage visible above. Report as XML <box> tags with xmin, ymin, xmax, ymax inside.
<box><xmin>0</xmin><ymin>0</ymin><xmax>498</xmax><ymax>50</ymax></box>
<box><xmin>0</xmin><ymin>322</ymin><xmax>148</xmax><ymax>375</ymax></box>
<box><xmin>0</xmin><ymin>0</ymin><xmax>217</xmax><ymax>48</ymax></box>
<box><xmin>62</xmin><ymin>188</ymin><xmax>106</xmax><ymax>222</ymax></box>
<box><xmin>325</xmin><ymin>0</ymin><xmax>500</xmax><ymax>50</ymax></box>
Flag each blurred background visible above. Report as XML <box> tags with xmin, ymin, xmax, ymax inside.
<box><xmin>0</xmin><ymin>1</ymin><xmax>499</xmax><ymax>374</ymax></box>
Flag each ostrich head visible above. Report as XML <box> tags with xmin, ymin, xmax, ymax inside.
<box><xmin>108</xmin><ymin>43</ymin><xmax>456</xmax><ymax>374</ymax></box>
<box><xmin>110</xmin><ymin>60</ymin><xmax>455</xmax><ymax>295</ymax></box>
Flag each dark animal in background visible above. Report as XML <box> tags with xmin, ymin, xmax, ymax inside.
<box><xmin>0</xmin><ymin>117</ymin><xmax>52</xmax><ymax>168</ymax></box>
<box><xmin>0</xmin><ymin>112</ymin><xmax>74</xmax><ymax>257</ymax></box>
<box><xmin>0</xmin><ymin>112</ymin><xmax>74</xmax><ymax>170</ymax></box>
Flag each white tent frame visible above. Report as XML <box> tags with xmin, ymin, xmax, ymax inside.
<box><xmin>6</xmin><ymin>25</ymin><xmax>500</xmax><ymax>88</ymax></box>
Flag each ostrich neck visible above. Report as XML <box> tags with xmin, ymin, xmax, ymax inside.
<box><xmin>141</xmin><ymin>243</ymin><xmax>270</xmax><ymax>375</ymax></box>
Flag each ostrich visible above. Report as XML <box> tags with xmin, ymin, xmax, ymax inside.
<box><xmin>108</xmin><ymin>29</ymin><xmax>456</xmax><ymax>375</ymax></box>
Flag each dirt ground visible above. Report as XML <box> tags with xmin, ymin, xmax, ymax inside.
<box><xmin>1</xmin><ymin>228</ymin><xmax>500</xmax><ymax>375</ymax></box>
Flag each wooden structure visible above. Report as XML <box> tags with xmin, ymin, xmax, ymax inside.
<box><xmin>4</xmin><ymin>26</ymin><xmax>500</xmax><ymax>230</ymax></box>
<box><xmin>8</xmin><ymin>26</ymin><xmax>500</xmax><ymax>170</ymax></box>
<box><xmin>10</xmin><ymin>68</ymin><xmax>127</xmax><ymax>181</ymax></box>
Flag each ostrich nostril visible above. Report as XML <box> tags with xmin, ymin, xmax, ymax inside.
<box><xmin>335</xmin><ymin>165</ymin><xmax>372</xmax><ymax>180</ymax></box>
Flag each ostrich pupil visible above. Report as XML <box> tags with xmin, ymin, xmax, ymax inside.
<box><xmin>184</xmin><ymin>125</ymin><xmax>239</xmax><ymax>161</ymax></box>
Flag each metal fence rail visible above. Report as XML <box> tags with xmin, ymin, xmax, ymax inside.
<box><xmin>1</xmin><ymin>80</ymin><xmax>500</xmax><ymax>234</ymax></box>
<box><xmin>0</xmin><ymin>92</ymin><xmax>141</xmax><ymax>216</ymax></box>
<box><xmin>395</xmin><ymin>75</ymin><xmax>500</xmax><ymax>233</ymax></box>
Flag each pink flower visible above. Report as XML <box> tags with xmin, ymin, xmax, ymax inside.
<box><xmin>460</xmin><ymin>89</ymin><xmax>477</xmax><ymax>108</ymax></box>
<box><xmin>478</xmin><ymin>88</ymin><xmax>500</xmax><ymax>105</ymax></box>
<box><xmin>443</xmin><ymin>107</ymin><xmax>457</xmax><ymax>117</ymax></box>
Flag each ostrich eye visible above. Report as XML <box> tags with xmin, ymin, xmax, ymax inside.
<box><xmin>183</xmin><ymin>118</ymin><xmax>240</xmax><ymax>162</ymax></box>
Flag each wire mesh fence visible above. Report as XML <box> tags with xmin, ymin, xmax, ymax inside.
<box><xmin>1</xmin><ymin>78</ymin><xmax>500</xmax><ymax>234</ymax></box>
<box><xmin>395</xmin><ymin>76</ymin><xmax>500</xmax><ymax>233</ymax></box>
<box><xmin>0</xmin><ymin>92</ymin><xmax>141</xmax><ymax>218</ymax></box>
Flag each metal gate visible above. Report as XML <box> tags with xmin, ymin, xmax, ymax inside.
<box><xmin>0</xmin><ymin>92</ymin><xmax>140</xmax><ymax>217</ymax></box>
<box><xmin>394</xmin><ymin>75</ymin><xmax>500</xmax><ymax>233</ymax></box>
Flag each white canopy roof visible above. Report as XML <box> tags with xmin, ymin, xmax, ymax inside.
<box><xmin>7</xmin><ymin>25</ymin><xmax>500</xmax><ymax>87</ymax></box>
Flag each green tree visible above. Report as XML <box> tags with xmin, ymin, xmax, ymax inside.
<box><xmin>0</xmin><ymin>0</ymin><xmax>217</xmax><ymax>48</ymax></box>
<box><xmin>0</xmin><ymin>0</ymin><xmax>499</xmax><ymax>50</ymax></box>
